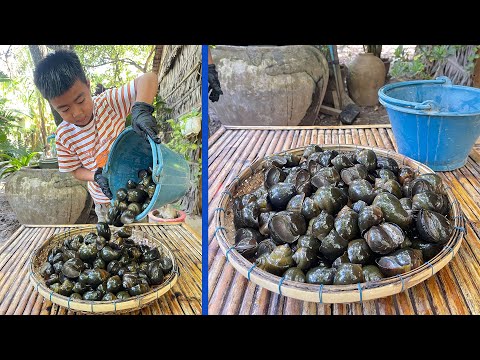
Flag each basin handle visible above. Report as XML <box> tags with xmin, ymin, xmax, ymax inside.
<box><xmin>378</xmin><ymin>76</ymin><xmax>451</xmax><ymax>111</ymax></box>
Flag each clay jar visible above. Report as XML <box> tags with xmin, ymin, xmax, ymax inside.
<box><xmin>347</xmin><ymin>53</ymin><xmax>386</xmax><ymax>106</ymax></box>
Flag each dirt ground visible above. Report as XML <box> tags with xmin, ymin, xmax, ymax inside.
<box><xmin>0</xmin><ymin>182</ymin><xmax>20</xmax><ymax>243</ymax></box>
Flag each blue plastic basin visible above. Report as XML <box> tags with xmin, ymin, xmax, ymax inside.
<box><xmin>378</xmin><ymin>76</ymin><xmax>480</xmax><ymax>171</ymax></box>
<box><xmin>103</xmin><ymin>127</ymin><xmax>190</xmax><ymax>221</ymax></box>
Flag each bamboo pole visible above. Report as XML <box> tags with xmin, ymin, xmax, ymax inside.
<box><xmin>365</xmin><ymin>128</ymin><xmax>377</xmax><ymax>147</ymax></box>
<box><xmin>324</xmin><ymin>129</ymin><xmax>332</xmax><ymax>145</ymax></box>
<box><xmin>351</xmin><ymin>129</ymin><xmax>360</xmax><ymax>145</ymax></box>
<box><xmin>208</xmin><ymin>130</ymin><xmax>246</xmax><ymax>170</ymax></box>
<box><xmin>208</xmin><ymin>130</ymin><xmax>272</xmax><ymax>223</ymax></box>
<box><xmin>316</xmin><ymin>303</ymin><xmax>332</xmax><ymax>315</ymax></box>
<box><xmin>284</xmin><ymin>297</ymin><xmax>303</xmax><ymax>315</ymax></box>
<box><xmin>408</xmin><ymin>284</ymin><xmax>434</xmax><ymax>315</ymax></box>
<box><xmin>371</xmin><ymin>128</ymin><xmax>386</xmax><ymax>149</ymax></box>
<box><xmin>221</xmin><ymin>271</ymin><xmax>249</xmax><ymax>315</ymax></box>
<box><xmin>394</xmin><ymin>290</ymin><xmax>415</xmax><ymax>315</ymax></box>
<box><xmin>311</xmin><ymin>128</ymin><xmax>318</xmax><ymax>145</ymax></box>
<box><xmin>250</xmin><ymin>288</ymin><xmax>272</xmax><ymax>315</ymax></box>
<box><xmin>0</xmin><ymin>225</ymin><xmax>25</xmax><ymax>254</ymax></box>
<box><xmin>267</xmin><ymin>293</ymin><xmax>283</xmax><ymax>315</ymax></box>
<box><xmin>331</xmin><ymin>129</ymin><xmax>339</xmax><ymax>145</ymax></box>
<box><xmin>208</xmin><ymin>130</ymin><xmax>237</xmax><ymax>161</ymax></box>
<box><xmin>208</xmin><ymin>262</ymin><xmax>236</xmax><ymax>314</ymax></box>
<box><xmin>360</xmin><ymin>300</ymin><xmax>378</xmax><ymax>315</ymax></box>
<box><xmin>378</xmin><ymin>128</ymin><xmax>395</xmax><ymax>150</ymax></box>
<box><xmin>345</xmin><ymin>129</ymin><xmax>353</xmax><ymax>145</ymax></box>
<box><xmin>0</xmin><ymin>228</ymin><xmax>54</xmax><ymax>313</ymax></box>
<box><xmin>358</xmin><ymin>129</ymin><xmax>368</xmax><ymax>146</ymax></box>
<box><xmin>376</xmin><ymin>296</ymin><xmax>397</xmax><ymax>315</ymax></box>
<box><xmin>338</xmin><ymin>128</ymin><xmax>345</xmax><ymax>145</ymax></box>
<box><xmin>450</xmin><ymin>245</ymin><xmax>480</xmax><ymax>313</ymax></box>
<box><xmin>434</xmin><ymin>264</ymin><xmax>470</xmax><ymax>314</ymax></box>
<box><xmin>301</xmin><ymin>302</ymin><xmax>318</xmax><ymax>315</ymax></box>
<box><xmin>207</xmin><ymin>243</ymin><xmax>227</xmax><ymax>303</ymax></box>
<box><xmin>8</xmin><ymin>228</ymin><xmax>57</xmax><ymax>315</ymax></box>
<box><xmin>274</xmin><ymin>131</ymin><xmax>289</xmax><ymax>153</ymax></box>
<box><xmin>386</xmin><ymin>128</ymin><xmax>397</xmax><ymax>150</ymax></box>
<box><xmin>208</xmin><ymin>130</ymin><xmax>262</xmax><ymax>203</ymax></box>
<box><xmin>208</xmin><ymin>125</ymin><xmax>226</xmax><ymax>146</ymax></box>
<box><xmin>223</xmin><ymin>125</ymin><xmax>392</xmax><ymax>130</ymax></box>
<box><xmin>422</xmin><ymin>277</ymin><xmax>451</xmax><ymax>315</ymax></box>
<box><xmin>237</xmin><ymin>282</ymin><xmax>258</xmax><ymax>315</ymax></box>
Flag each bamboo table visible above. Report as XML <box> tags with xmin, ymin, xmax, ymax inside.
<box><xmin>0</xmin><ymin>223</ymin><xmax>201</xmax><ymax>315</ymax></box>
<box><xmin>208</xmin><ymin>124</ymin><xmax>480</xmax><ymax>315</ymax></box>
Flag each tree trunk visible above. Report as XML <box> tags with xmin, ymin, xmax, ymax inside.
<box><xmin>29</xmin><ymin>45</ymin><xmax>68</xmax><ymax>126</ymax></box>
<box><xmin>36</xmin><ymin>96</ymin><xmax>48</xmax><ymax>151</ymax></box>
<box><xmin>151</xmin><ymin>45</ymin><xmax>164</xmax><ymax>74</ymax></box>
<box><xmin>46</xmin><ymin>45</ymin><xmax>74</xmax><ymax>52</ymax></box>
<box><xmin>473</xmin><ymin>47</ymin><xmax>480</xmax><ymax>88</ymax></box>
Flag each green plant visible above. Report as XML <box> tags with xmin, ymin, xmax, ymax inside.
<box><xmin>154</xmin><ymin>96</ymin><xmax>173</xmax><ymax>122</ymax></box>
<box><xmin>390</xmin><ymin>45</ymin><xmax>427</xmax><ymax>80</ymax></box>
<box><xmin>466</xmin><ymin>46</ymin><xmax>480</xmax><ymax>73</ymax></box>
<box><xmin>0</xmin><ymin>151</ymin><xmax>40</xmax><ymax>178</ymax></box>
<box><xmin>164</xmin><ymin>108</ymin><xmax>201</xmax><ymax>179</ymax></box>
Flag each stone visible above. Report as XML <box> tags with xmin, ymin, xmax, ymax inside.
<box><xmin>5</xmin><ymin>167</ymin><xmax>93</xmax><ymax>224</ymax></box>
<box><xmin>209</xmin><ymin>45</ymin><xmax>329</xmax><ymax>126</ymax></box>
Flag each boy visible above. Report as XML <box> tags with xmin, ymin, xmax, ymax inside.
<box><xmin>34</xmin><ymin>49</ymin><xmax>161</xmax><ymax>222</ymax></box>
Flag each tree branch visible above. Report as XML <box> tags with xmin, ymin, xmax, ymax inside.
<box><xmin>84</xmin><ymin>57</ymin><xmax>146</xmax><ymax>73</ymax></box>
<box><xmin>144</xmin><ymin>46</ymin><xmax>155</xmax><ymax>72</ymax></box>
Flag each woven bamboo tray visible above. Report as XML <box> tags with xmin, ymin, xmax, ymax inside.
<box><xmin>214</xmin><ymin>144</ymin><xmax>466</xmax><ymax>304</ymax></box>
<box><xmin>29</xmin><ymin>225</ymin><xmax>179</xmax><ymax>314</ymax></box>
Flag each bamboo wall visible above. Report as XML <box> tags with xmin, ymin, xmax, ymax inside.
<box><xmin>156</xmin><ymin>45</ymin><xmax>202</xmax><ymax>215</ymax></box>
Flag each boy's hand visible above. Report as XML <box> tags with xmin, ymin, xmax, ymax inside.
<box><xmin>131</xmin><ymin>102</ymin><xmax>161</xmax><ymax>143</ymax></box>
<box><xmin>208</xmin><ymin>64</ymin><xmax>223</xmax><ymax>102</ymax></box>
<box><xmin>94</xmin><ymin>168</ymin><xmax>113</xmax><ymax>199</ymax></box>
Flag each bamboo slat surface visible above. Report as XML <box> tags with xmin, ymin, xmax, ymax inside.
<box><xmin>208</xmin><ymin>124</ymin><xmax>480</xmax><ymax>315</ymax></box>
<box><xmin>0</xmin><ymin>224</ymin><xmax>201</xmax><ymax>315</ymax></box>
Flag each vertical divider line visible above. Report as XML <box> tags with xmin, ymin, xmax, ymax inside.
<box><xmin>202</xmin><ymin>44</ymin><xmax>209</xmax><ymax>316</ymax></box>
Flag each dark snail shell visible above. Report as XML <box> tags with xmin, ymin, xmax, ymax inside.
<box><xmin>365</xmin><ymin>222</ymin><xmax>405</xmax><ymax>255</ymax></box>
<box><xmin>268</xmin><ymin>211</ymin><xmax>306</xmax><ymax>245</ymax></box>
<box><xmin>333</xmin><ymin>263</ymin><xmax>364</xmax><ymax>285</ymax></box>
<box><xmin>362</xmin><ymin>265</ymin><xmax>384</xmax><ymax>282</ymax></box>
<box><xmin>283</xmin><ymin>267</ymin><xmax>306</xmax><ymax>282</ymax></box>
<box><xmin>356</xmin><ymin>149</ymin><xmax>377</xmax><ymax>171</ymax></box>
<box><xmin>416</xmin><ymin>209</ymin><xmax>453</xmax><ymax>244</ymax></box>
<box><xmin>305</xmin><ymin>266</ymin><xmax>336</xmax><ymax>284</ymax></box>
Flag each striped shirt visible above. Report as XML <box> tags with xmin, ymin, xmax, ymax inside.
<box><xmin>56</xmin><ymin>80</ymin><xmax>136</xmax><ymax>204</ymax></box>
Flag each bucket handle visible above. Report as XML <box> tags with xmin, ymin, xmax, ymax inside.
<box><xmin>384</xmin><ymin>98</ymin><xmax>441</xmax><ymax>111</ymax></box>
<box><xmin>150</xmin><ymin>137</ymin><xmax>162</xmax><ymax>184</ymax></box>
<box><xmin>378</xmin><ymin>76</ymin><xmax>451</xmax><ymax>111</ymax></box>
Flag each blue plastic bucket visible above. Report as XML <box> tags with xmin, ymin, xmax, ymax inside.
<box><xmin>378</xmin><ymin>76</ymin><xmax>480</xmax><ymax>171</ymax></box>
<box><xmin>103</xmin><ymin>127</ymin><xmax>190</xmax><ymax>221</ymax></box>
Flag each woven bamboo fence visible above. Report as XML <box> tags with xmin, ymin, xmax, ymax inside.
<box><xmin>417</xmin><ymin>45</ymin><xmax>478</xmax><ymax>86</ymax></box>
<box><xmin>156</xmin><ymin>45</ymin><xmax>202</xmax><ymax>215</ymax></box>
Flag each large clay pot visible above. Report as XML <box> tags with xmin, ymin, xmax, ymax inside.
<box><xmin>209</xmin><ymin>45</ymin><xmax>329</xmax><ymax>126</ymax></box>
<box><xmin>5</xmin><ymin>167</ymin><xmax>93</xmax><ymax>225</ymax></box>
<box><xmin>347</xmin><ymin>53</ymin><xmax>386</xmax><ymax>106</ymax></box>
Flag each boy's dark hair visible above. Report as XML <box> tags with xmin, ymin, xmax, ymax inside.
<box><xmin>33</xmin><ymin>50</ymin><xmax>88</xmax><ymax>100</ymax></box>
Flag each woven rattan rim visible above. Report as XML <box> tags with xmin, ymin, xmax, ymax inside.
<box><xmin>29</xmin><ymin>226</ymin><xmax>179</xmax><ymax>314</ymax></box>
<box><xmin>215</xmin><ymin>144</ymin><xmax>465</xmax><ymax>303</ymax></box>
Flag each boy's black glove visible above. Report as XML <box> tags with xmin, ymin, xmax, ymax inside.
<box><xmin>131</xmin><ymin>102</ymin><xmax>161</xmax><ymax>143</ymax></box>
<box><xmin>208</xmin><ymin>64</ymin><xmax>223</xmax><ymax>102</ymax></box>
<box><xmin>94</xmin><ymin>167</ymin><xmax>113</xmax><ymax>199</ymax></box>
